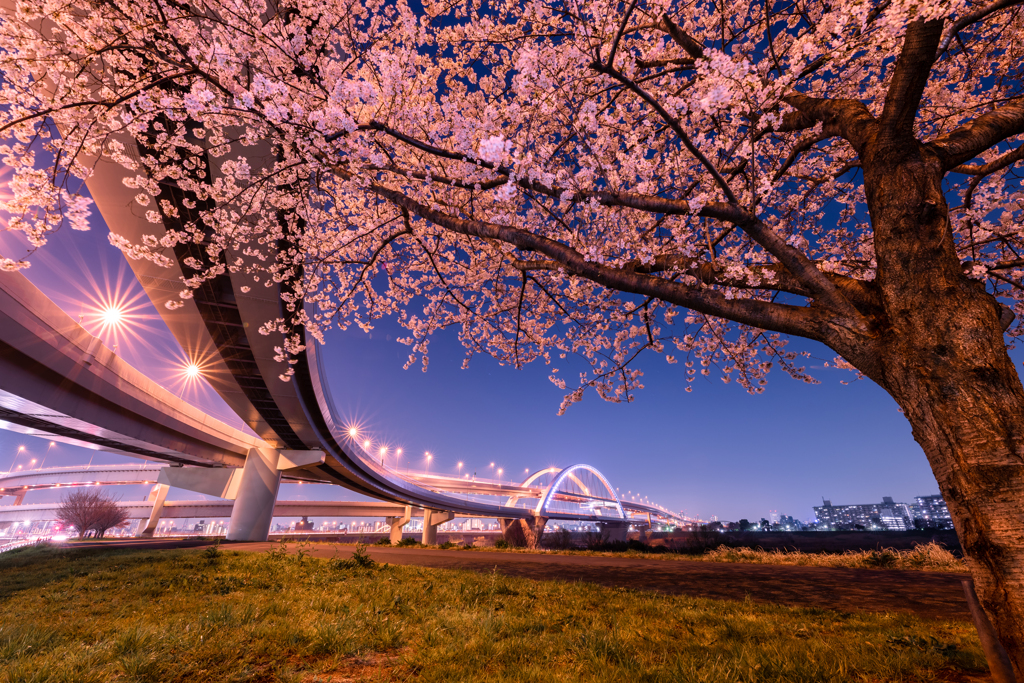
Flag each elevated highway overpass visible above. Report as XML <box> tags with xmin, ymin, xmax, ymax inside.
<box><xmin>0</xmin><ymin>135</ymin><xmax>685</xmax><ymax>544</ymax></box>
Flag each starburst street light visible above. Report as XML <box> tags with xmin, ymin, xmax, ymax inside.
<box><xmin>99</xmin><ymin>305</ymin><xmax>125</xmax><ymax>329</ymax></box>
<box><xmin>177</xmin><ymin>360</ymin><xmax>206</xmax><ymax>398</ymax></box>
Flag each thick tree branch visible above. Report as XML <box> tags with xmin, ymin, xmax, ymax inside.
<box><xmin>659</xmin><ymin>13</ymin><xmax>705</xmax><ymax>59</ymax></box>
<box><xmin>951</xmin><ymin>143</ymin><xmax>1024</xmax><ymax>177</ymax></box>
<box><xmin>364</xmin><ymin>135</ymin><xmax>869</xmax><ymax>326</ymax></box>
<box><xmin>880</xmin><ymin>20</ymin><xmax>944</xmax><ymax>139</ymax></box>
<box><xmin>929</xmin><ymin>99</ymin><xmax>1024</xmax><ymax>170</ymax></box>
<box><xmin>989</xmin><ymin>259</ymin><xmax>1024</xmax><ymax>271</ymax></box>
<box><xmin>364</xmin><ymin>182</ymin><xmax>842</xmax><ymax>339</ymax></box>
<box><xmin>936</xmin><ymin>0</ymin><xmax>1024</xmax><ymax>58</ymax></box>
<box><xmin>606</xmin><ymin>0</ymin><xmax>639</xmax><ymax>68</ymax></box>
<box><xmin>635</xmin><ymin>56</ymin><xmax>695</xmax><ymax>69</ymax></box>
<box><xmin>782</xmin><ymin>94</ymin><xmax>879</xmax><ymax>154</ymax></box>
<box><xmin>774</xmin><ymin>132</ymin><xmax>829</xmax><ymax>181</ymax></box>
<box><xmin>595</xmin><ymin>192</ymin><xmax>872</xmax><ymax>327</ymax></box>
<box><xmin>553</xmin><ymin>253</ymin><xmax>881</xmax><ymax>313</ymax></box>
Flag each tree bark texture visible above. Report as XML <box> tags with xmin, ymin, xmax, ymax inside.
<box><xmin>830</xmin><ymin>137</ymin><xmax>1024</xmax><ymax>678</ymax></box>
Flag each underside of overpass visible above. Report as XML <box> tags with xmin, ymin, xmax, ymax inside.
<box><xmin>0</xmin><ymin>135</ymin><xmax>683</xmax><ymax>543</ymax></box>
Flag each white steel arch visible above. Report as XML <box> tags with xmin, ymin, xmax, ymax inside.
<box><xmin>504</xmin><ymin>467</ymin><xmax>560</xmax><ymax>509</ymax></box>
<box><xmin>521</xmin><ymin>467</ymin><xmax>561</xmax><ymax>488</ymax></box>
<box><xmin>534</xmin><ymin>464</ymin><xmax>625</xmax><ymax>519</ymax></box>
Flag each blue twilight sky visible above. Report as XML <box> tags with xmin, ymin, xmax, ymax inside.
<box><xmin>0</xmin><ymin>210</ymin><xmax>950</xmax><ymax>523</ymax></box>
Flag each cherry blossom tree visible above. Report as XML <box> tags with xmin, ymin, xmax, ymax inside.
<box><xmin>0</xmin><ymin>0</ymin><xmax>1023</xmax><ymax>670</ymax></box>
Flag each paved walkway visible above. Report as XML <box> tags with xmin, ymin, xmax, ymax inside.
<box><xmin>65</xmin><ymin>539</ymin><xmax>972</xmax><ymax>621</ymax></box>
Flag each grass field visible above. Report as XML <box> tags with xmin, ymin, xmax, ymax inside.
<box><xmin>0</xmin><ymin>543</ymin><xmax>987</xmax><ymax>682</ymax></box>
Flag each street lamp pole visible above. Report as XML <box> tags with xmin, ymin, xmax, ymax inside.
<box><xmin>39</xmin><ymin>442</ymin><xmax>55</xmax><ymax>470</ymax></box>
<box><xmin>9</xmin><ymin>445</ymin><xmax>26</xmax><ymax>473</ymax></box>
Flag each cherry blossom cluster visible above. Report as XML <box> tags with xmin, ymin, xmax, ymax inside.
<box><xmin>0</xmin><ymin>0</ymin><xmax>1019</xmax><ymax>408</ymax></box>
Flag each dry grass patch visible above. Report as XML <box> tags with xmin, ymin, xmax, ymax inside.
<box><xmin>457</xmin><ymin>540</ymin><xmax>969</xmax><ymax>572</ymax></box>
<box><xmin>701</xmin><ymin>541</ymin><xmax>968</xmax><ymax>572</ymax></box>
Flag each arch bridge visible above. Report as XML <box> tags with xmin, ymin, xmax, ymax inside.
<box><xmin>1</xmin><ymin>461</ymin><xmax>675</xmax><ymax>546</ymax></box>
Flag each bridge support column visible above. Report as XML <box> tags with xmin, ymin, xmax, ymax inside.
<box><xmin>136</xmin><ymin>484</ymin><xmax>169</xmax><ymax>538</ymax></box>
<box><xmin>386</xmin><ymin>505</ymin><xmax>412</xmax><ymax>544</ymax></box>
<box><xmin>421</xmin><ymin>509</ymin><xmax>454</xmax><ymax>545</ymax></box>
<box><xmin>600</xmin><ymin>521</ymin><xmax>631</xmax><ymax>543</ymax></box>
<box><xmin>524</xmin><ymin>516</ymin><xmax>547</xmax><ymax>548</ymax></box>
<box><xmin>500</xmin><ymin>516</ymin><xmax>547</xmax><ymax>549</ymax></box>
<box><xmin>227</xmin><ymin>448</ymin><xmax>281</xmax><ymax>542</ymax></box>
<box><xmin>12</xmin><ymin>488</ymin><xmax>27</xmax><ymax>506</ymax></box>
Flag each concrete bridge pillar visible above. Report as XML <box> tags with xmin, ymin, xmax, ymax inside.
<box><xmin>386</xmin><ymin>505</ymin><xmax>413</xmax><ymax>544</ymax></box>
<box><xmin>136</xmin><ymin>483</ymin><xmax>169</xmax><ymax>538</ymax></box>
<box><xmin>500</xmin><ymin>516</ymin><xmax>547</xmax><ymax>548</ymax></box>
<box><xmin>421</xmin><ymin>509</ymin><xmax>454</xmax><ymax>545</ymax></box>
<box><xmin>226</xmin><ymin>448</ymin><xmax>281</xmax><ymax>542</ymax></box>
<box><xmin>12</xmin><ymin>488</ymin><xmax>27</xmax><ymax>506</ymax></box>
<box><xmin>522</xmin><ymin>516</ymin><xmax>547</xmax><ymax>549</ymax></box>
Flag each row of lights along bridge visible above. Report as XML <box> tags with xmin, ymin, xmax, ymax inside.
<box><xmin>27</xmin><ymin>299</ymin><xmax>666</xmax><ymax>510</ymax></box>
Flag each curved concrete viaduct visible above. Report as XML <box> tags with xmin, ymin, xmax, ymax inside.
<box><xmin>0</xmin><ymin>272</ymin><xmax>266</xmax><ymax>468</ymax></box>
<box><xmin>0</xmin><ymin>140</ymin><xmax>685</xmax><ymax>543</ymax></box>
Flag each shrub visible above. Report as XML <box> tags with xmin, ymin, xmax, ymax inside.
<box><xmin>543</xmin><ymin>528</ymin><xmax>573</xmax><ymax>550</ymax></box>
<box><xmin>333</xmin><ymin>543</ymin><xmax>376</xmax><ymax>570</ymax></box>
<box><xmin>201</xmin><ymin>540</ymin><xmax>222</xmax><ymax>561</ymax></box>
<box><xmin>684</xmin><ymin>525</ymin><xmax>726</xmax><ymax>554</ymax></box>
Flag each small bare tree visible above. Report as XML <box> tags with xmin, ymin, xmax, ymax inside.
<box><xmin>56</xmin><ymin>490</ymin><xmax>129</xmax><ymax>539</ymax></box>
<box><xmin>90</xmin><ymin>496</ymin><xmax>130</xmax><ymax>539</ymax></box>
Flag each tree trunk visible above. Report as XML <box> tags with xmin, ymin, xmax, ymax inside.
<box><xmin>883</xmin><ymin>337</ymin><xmax>1024</xmax><ymax>679</ymax></box>
<box><xmin>845</xmin><ymin>137</ymin><xmax>1024</xmax><ymax>677</ymax></box>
